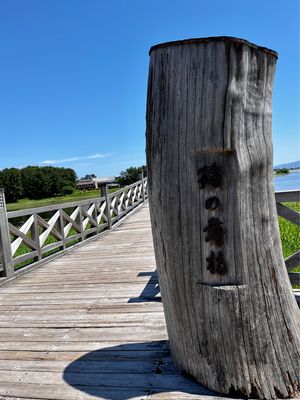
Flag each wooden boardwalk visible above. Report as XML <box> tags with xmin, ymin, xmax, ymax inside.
<box><xmin>0</xmin><ymin>203</ymin><xmax>298</xmax><ymax>400</ymax></box>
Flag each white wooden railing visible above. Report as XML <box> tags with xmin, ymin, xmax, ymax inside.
<box><xmin>275</xmin><ymin>190</ymin><xmax>300</xmax><ymax>287</ymax></box>
<box><xmin>0</xmin><ymin>184</ymin><xmax>298</xmax><ymax>287</ymax></box>
<box><xmin>0</xmin><ymin>178</ymin><xmax>148</xmax><ymax>279</ymax></box>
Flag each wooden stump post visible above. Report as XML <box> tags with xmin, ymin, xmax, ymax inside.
<box><xmin>146</xmin><ymin>37</ymin><xmax>300</xmax><ymax>399</ymax></box>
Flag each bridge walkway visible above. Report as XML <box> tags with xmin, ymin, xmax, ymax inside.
<box><xmin>0</xmin><ymin>203</ymin><xmax>224</xmax><ymax>400</ymax></box>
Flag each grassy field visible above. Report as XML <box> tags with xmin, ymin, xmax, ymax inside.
<box><xmin>278</xmin><ymin>201</ymin><xmax>300</xmax><ymax>273</ymax></box>
<box><xmin>6</xmin><ymin>188</ymin><xmax>120</xmax><ymax>212</ymax></box>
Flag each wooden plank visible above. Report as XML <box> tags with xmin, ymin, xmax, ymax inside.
<box><xmin>40</xmin><ymin>240</ymin><xmax>63</xmax><ymax>254</ymax></box>
<box><xmin>10</xmin><ymin>215</ymin><xmax>34</xmax><ymax>255</ymax></box>
<box><xmin>285</xmin><ymin>250</ymin><xmax>300</xmax><ymax>271</ymax></box>
<box><xmin>0</xmin><ymin>349</ymin><xmax>171</xmax><ymax>361</ymax></box>
<box><xmin>295</xmin><ymin>291</ymin><xmax>300</xmax><ymax>307</ymax></box>
<box><xmin>0</xmin><ymin>190</ymin><xmax>14</xmax><ymax>277</ymax></box>
<box><xmin>9</xmin><ymin>223</ymin><xmax>37</xmax><ymax>251</ymax></box>
<box><xmin>0</xmin><ymin>359</ymin><xmax>177</xmax><ymax>374</ymax></box>
<box><xmin>32</xmin><ymin>212</ymin><xmax>42</xmax><ymax>260</ymax></box>
<box><xmin>62</xmin><ymin>207</ymin><xmax>81</xmax><ymax>236</ymax></box>
<box><xmin>0</xmin><ymin>327</ymin><xmax>167</xmax><ymax>342</ymax></box>
<box><xmin>288</xmin><ymin>272</ymin><xmax>300</xmax><ymax>286</ymax></box>
<box><xmin>13</xmin><ymin>250</ymin><xmax>39</xmax><ymax>265</ymax></box>
<box><xmin>0</xmin><ymin>382</ymin><xmax>149</xmax><ymax>400</ymax></box>
<box><xmin>82</xmin><ymin>203</ymin><xmax>96</xmax><ymax>230</ymax></box>
<box><xmin>275</xmin><ymin>190</ymin><xmax>300</xmax><ymax>203</ymax></box>
<box><xmin>0</xmin><ymin>302</ymin><xmax>162</xmax><ymax>312</ymax></box>
<box><xmin>276</xmin><ymin>203</ymin><xmax>300</xmax><ymax>226</ymax></box>
<box><xmin>38</xmin><ymin>211</ymin><xmax>62</xmax><ymax>246</ymax></box>
<box><xmin>0</xmin><ymin>370</ymin><xmax>210</xmax><ymax>392</ymax></box>
<box><xmin>0</xmin><ymin>340</ymin><xmax>170</xmax><ymax>352</ymax></box>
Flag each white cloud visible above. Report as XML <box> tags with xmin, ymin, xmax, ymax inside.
<box><xmin>40</xmin><ymin>153</ymin><xmax>111</xmax><ymax>165</ymax></box>
<box><xmin>87</xmin><ymin>153</ymin><xmax>108</xmax><ymax>159</ymax></box>
<box><xmin>41</xmin><ymin>157</ymin><xmax>79</xmax><ymax>165</ymax></box>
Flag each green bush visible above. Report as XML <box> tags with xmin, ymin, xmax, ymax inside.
<box><xmin>0</xmin><ymin>168</ymin><xmax>23</xmax><ymax>202</ymax></box>
<box><xmin>61</xmin><ymin>186</ymin><xmax>74</xmax><ymax>195</ymax></box>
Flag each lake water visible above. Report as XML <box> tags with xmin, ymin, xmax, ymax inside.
<box><xmin>274</xmin><ymin>170</ymin><xmax>300</xmax><ymax>192</ymax></box>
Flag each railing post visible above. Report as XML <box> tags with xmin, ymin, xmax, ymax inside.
<box><xmin>101</xmin><ymin>184</ymin><xmax>112</xmax><ymax>230</ymax></box>
<box><xmin>78</xmin><ymin>205</ymin><xmax>85</xmax><ymax>241</ymax></box>
<box><xmin>0</xmin><ymin>189</ymin><xmax>14</xmax><ymax>277</ymax></box>
<box><xmin>93</xmin><ymin>201</ymin><xmax>100</xmax><ymax>234</ymax></box>
<box><xmin>31</xmin><ymin>213</ymin><xmax>42</xmax><ymax>260</ymax></box>
<box><xmin>58</xmin><ymin>208</ymin><xmax>66</xmax><ymax>250</ymax></box>
<box><xmin>138</xmin><ymin>171</ymin><xmax>145</xmax><ymax>202</ymax></box>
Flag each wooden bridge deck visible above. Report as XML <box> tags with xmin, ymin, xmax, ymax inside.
<box><xmin>0</xmin><ymin>203</ymin><xmax>298</xmax><ymax>400</ymax></box>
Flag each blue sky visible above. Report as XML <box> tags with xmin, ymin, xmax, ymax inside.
<box><xmin>0</xmin><ymin>0</ymin><xmax>299</xmax><ymax>177</ymax></box>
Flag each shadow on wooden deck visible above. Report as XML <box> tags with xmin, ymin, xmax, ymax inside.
<box><xmin>128</xmin><ymin>270</ymin><xmax>161</xmax><ymax>303</ymax></box>
<box><xmin>63</xmin><ymin>340</ymin><xmax>224</xmax><ymax>400</ymax></box>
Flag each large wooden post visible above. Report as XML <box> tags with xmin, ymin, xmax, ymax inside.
<box><xmin>146</xmin><ymin>37</ymin><xmax>300</xmax><ymax>399</ymax></box>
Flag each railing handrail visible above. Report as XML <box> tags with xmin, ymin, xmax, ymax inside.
<box><xmin>108</xmin><ymin>179</ymin><xmax>144</xmax><ymax>198</ymax></box>
<box><xmin>7</xmin><ymin>196</ymin><xmax>107</xmax><ymax>219</ymax></box>
<box><xmin>7</xmin><ymin>178</ymin><xmax>149</xmax><ymax>218</ymax></box>
<box><xmin>275</xmin><ymin>190</ymin><xmax>300</xmax><ymax>203</ymax></box>
<box><xmin>275</xmin><ymin>189</ymin><xmax>300</xmax><ymax>280</ymax></box>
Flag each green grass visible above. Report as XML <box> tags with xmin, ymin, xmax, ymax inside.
<box><xmin>278</xmin><ymin>201</ymin><xmax>300</xmax><ymax>273</ymax></box>
<box><xmin>13</xmin><ymin>225</ymin><xmax>89</xmax><ymax>270</ymax></box>
<box><xmin>6</xmin><ymin>187</ymin><xmax>120</xmax><ymax>212</ymax></box>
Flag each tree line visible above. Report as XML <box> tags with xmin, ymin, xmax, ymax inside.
<box><xmin>115</xmin><ymin>165</ymin><xmax>147</xmax><ymax>186</ymax></box>
<box><xmin>0</xmin><ymin>166</ymin><xmax>77</xmax><ymax>203</ymax></box>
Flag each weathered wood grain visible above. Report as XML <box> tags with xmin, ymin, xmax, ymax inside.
<box><xmin>146</xmin><ymin>37</ymin><xmax>300</xmax><ymax>399</ymax></box>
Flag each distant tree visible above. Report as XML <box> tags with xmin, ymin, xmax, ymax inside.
<box><xmin>61</xmin><ymin>186</ymin><xmax>74</xmax><ymax>195</ymax></box>
<box><xmin>56</xmin><ymin>168</ymin><xmax>77</xmax><ymax>192</ymax></box>
<box><xmin>21</xmin><ymin>166</ymin><xmax>77</xmax><ymax>199</ymax></box>
<box><xmin>0</xmin><ymin>168</ymin><xmax>23</xmax><ymax>203</ymax></box>
<box><xmin>81</xmin><ymin>174</ymin><xmax>96</xmax><ymax>180</ymax></box>
<box><xmin>115</xmin><ymin>165</ymin><xmax>147</xmax><ymax>186</ymax></box>
<box><xmin>0</xmin><ymin>165</ymin><xmax>77</xmax><ymax>202</ymax></box>
<box><xmin>274</xmin><ymin>168</ymin><xmax>289</xmax><ymax>175</ymax></box>
<box><xmin>21</xmin><ymin>166</ymin><xmax>49</xmax><ymax>199</ymax></box>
